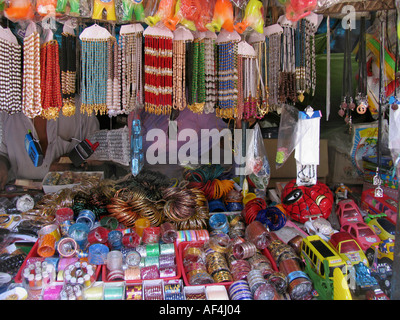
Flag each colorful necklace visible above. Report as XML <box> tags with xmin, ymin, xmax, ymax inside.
<box><xmin>22</xmin><ymin>31</ymin><xmax>42</xmax><ymax>119</ymax></box>
<box><xmin>188</xmin><ymin>38</ymin><xmax>206</xmax><ymax>114</ymax></box>
<box><xmin>204</xmin><ymin>35</ymin><xmax>217</xmax><ymax>114</ymax></box>
<box><xmin>144</xmin><ymin>26</ymin><xmax>173</xmax><ymax>115</ymax></box>
<box><xmin>0</xmin><ymin>35</ymin><xmax>22</xmax><ymax>114</ymax></box>
<box><xmin>106</xmin><ymin>36</ymin><xmax>121</xmax><ymax>117</ymax></box>
<box><xmin>60</xmin><ymin>32</ymin><xmax>77</xmax><ymax>117</ymax></box>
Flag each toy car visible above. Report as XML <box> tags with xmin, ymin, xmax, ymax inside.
<box><xmin>340</xmin><ymin>221</ymin><xmax>380</xmax><ymax>252</ymax></box>
<box><xmin>335</xmin><ymin>199</ymin><xmax>364</xmax><ymax>226</ymax></box>
<box><xmin>329</xmin><ymin>232</ymin><xmax>369</xmax><ymax>267</ymax></box>
<box><xmin>365</xmin><ymin>288</ymin><xmax>389</xmax><ymax>300</ymax></box>
<box><xmin>366</xmin><ymin>217</ymin><xmax>395</xmax><ymax>242</ymax></box>
<box><xmin>353</xmin><ymin>262</ymin><xmax>379</xmax><ymax>296</ymax></box>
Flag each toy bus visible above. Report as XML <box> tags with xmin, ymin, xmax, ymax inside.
<box><xmin>360</xmin><ymin>189</ymin><xmax>397</xmax><ymax>224</ymax></box>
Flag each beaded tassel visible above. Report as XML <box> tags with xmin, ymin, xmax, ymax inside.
<box><xmin>40</xmin><ymin>40</ymin><xmax>63</xmax><ymax>120</ymax></box>
<box><xmin>172</xmin><ymin>39</ymin><xmax>187</xmax><ymax>111</ymax></box>
<box><xmin>81</xmin><ymin>39</ymin><xmax>108</xmax><ymax>115</ymax></box>
<box><xmin>61</xmin><ymin>32</ymin><xmax>76</xmax><ymax>117</ymax></box>
<box><xmin>188</xmin><ymin>39</ymin><xmax>206</xmax><ymax>114</ymax></box>
<box><xmin>204</xmin><ymin>37</ymin><xmax>217</xmax><ymax>114</ymax></box>
<box><xmin>144</xmin><ymin>34</ymin><xmax>173</xmax><ymax>115</ymax></box>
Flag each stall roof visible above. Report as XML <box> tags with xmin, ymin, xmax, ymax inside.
<box><xmin>315</xmin><ymin>0</ymin><xmax>396</xmax><ymax>15</ymax></box>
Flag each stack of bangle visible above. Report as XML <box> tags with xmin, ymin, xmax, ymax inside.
<box><xmin>247</xmin><ymin>269</ymin><xmax>266</xmax><ymax>295</ymax></box>
<box><xmin>229</xmin><ymin>259</ymin><xmax>252</xmax><ymax>281</ymax></box>
<box><xmin>233</xmin><ymin>241</ymin><xmax>257</xmax><ymax>260</ymax></box>
<box><xmin>245</xmin><ymin>220</ymin><xmax>271</xmax><ymax>250</ymax></box>
<box><xmin>125</xmin><ymin>284</ymin><xmax>143</xmax><ymax>300</ymax></box>
<box><xmin>205</xmin><ymin>251</ymin><xmax>232</xmax><ymax>283</ymax></box>
<box><xmin>229</xmin><ymin>280</ymin><xmax>253</xmax><ymax>300</ymax></box>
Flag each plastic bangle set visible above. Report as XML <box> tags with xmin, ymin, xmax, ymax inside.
<box><xmin>126</xmin><ymin>284</ymin><xmax>143</xmax><ymax>300</ymax></box>
<box><xmin>57</xmin><ymin>237</ymin><xmax>78</xmax><ymax>258</ymax></box>
<box><xmin>160</xmin><ymin>222</ymin><xmax>177</xmax><ymax>243</ymax></box>
<box><xmin>88</xmin><ymin>226</ymin><xmax>109</xmax><ymax>244</ymax></box>
<box><xmin>229</xmin><ymin>259</ymin><xmax>252</xmax><ymax>281</ymax></box>
<box><xmin>245</xmin><ymin>220</ymin><xmax>271</xmax><ymax>250</ymax></box>
<box><xmin>63</xmin><ymin>261</ymin><xmax>96</xmax><ymax>289</ymax></box>
<box><xmin>76</xmin><ymin>209</ymin><xmax>96</xmax><ymax>229</ymax></box>
<box><xmin>142</xmin><ymin>227</ymin><xmax>161</xmax><ymax>244</ymax></box>
<box><xmin>122</xmin><ymin>232</ymin><xmax>141</xmax><ymax>248</ymax></box>
<box><xmin>209</xmin><ymin>213</ymin><xmax>229</xmax><ymax>233</ymax></box>
<box><xmin>22</xmin><ymin>260</ymin><xmax>55</xmax><ymax>290</ymax></box>
<box><xmin>108</xmin><ymin>230</ymin><xmax>123</xmax><ymax>250</ymax></box>
<box><xmin>37</xmin><ymin>234</ymin><xmax>57</xmax><ymax>258</ymax></box>
<box><xmin>55</xmin><ymin>207</ymin><xmax>74</xmax><ymax>225</ymax></box>
<box><xmin>229</xmin><ymin>280</ymin><xmax>252</xmax><ymax>300</ymax></box>
<box><xmin>104</xmin><ymin>285</ymin><xmax>125</xmax><ymax>300</ymax></box>
<box><xmin>233</xmin><ymin>241</ymin><xmax>257</xmax><ymax>260</ymax></box>
<box><xmin>144</xmin><ymin>281</ymin><xmax>163</xmax><ymax>300</ymax></box>
<box><xmin>88</xmin><ymin>243</ymin><xmax>109</xmax><ymax>265</ymax></box>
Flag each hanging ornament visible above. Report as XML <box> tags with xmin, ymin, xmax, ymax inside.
<box><xmin>79</xmin><ymin>24</ymin><xmax>112</xmax><ymax>116</ymax></box>
<box><xmin>0</xmin><ymin>26</ymin><xmax>22</xmax><ymax>114</ymax></box>
<box><xmin>92</xmin><ymin>0</ymin><xmax>117</xmax><ymax>21</ymax></box>
<box><xmin>356</xmin><ymin>17</ymin><xmax>368</xmax><ymax>115</ymax></box>
<box><xmin>234</xmin><ymin>0</ymin><xmax>264</xmax><ymax>34</ymax></box>
<box><xmin>143</xmin><ymin>25</ymin><xmax>174</xmax><ymax>115</ymax></box>
<box><xmin>22</xmin><ymin>24</ymin><xmax>42</xmax><ymax>119</ymax></box>
<box><xmin>215</xmin><ymin>29</ymin><xmax>240</xmax><ymax>119</ymax></box>
<box><xmin>60</xmin><ymin>31</ymin><xmax>77</xmax><ymax>117</ymax></box>
<box><xmin>206</xmin><ymin>0</ymin><xmax>234</xmax><ymax>33</ymax></box>
<box><xmin>106</xmin><ymin>36</ymin><xmax>121</xmax><ymax>116</ymax></box>
<box><xmin>120</xmin><ymin>24</ymin><xmax>144</xmax><ymax>114</ymax></box>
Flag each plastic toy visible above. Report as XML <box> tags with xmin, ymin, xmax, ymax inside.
<box><xmin>340</xmin><ymin>221</ymin><xmax>380</xmax><ymax>252</ymax></box>
<box><xmin>206</xmin><ymin>0</ymin><xmax>234</xmax><ymax>33</ymax></box>
<box><xmin>361</xmin><ymin>188</ymin><xmax>397</xmax><ymax>225</ymax></box>
<box><xmin>335</xmin><ymin>199</ymin><xmax>364</xmax><ymax>226</ymax></box>
<box><xmin>165</xmin><ymin>0</ymin><xmax>212</xmax><ymax>32</ymax></box>
<box><xmin>234</xmin><ymin>0</ymin><xmax>264</xmax><ymax>34</ymax></box>
<box><xmin>36</xmin><ymin>0</ymin><xmax>57</xmax><ymax>16</ymax></box>
<box><xmin>280</xmin><ymin>0</ymin><xmax>317</xmax><ymax>22</ymax></box>
<box><xmin>92</xmin><ymin>0</ymin><xmax>117</xmax><ymax>21</ymax></box>
<box><xmin>121</xmin><ymin>0</ymin><xmax>145</xmax><ymax>22</ymax></box>
<box><xmin>365</xmin><ymin>288</ymin><xmax>389</xmax><ymax>300</ymax></box>
<box><xmin>353</xmin><ymin>262</ymin><xmax>379</xmax><ymax>296</ymax></box>
<box><xmin>335</xmin><ymin>183</ymin><xmax>351</xmax><ymax>203</ymax></box>
<box><xmin>328</xmin><ymin>232</ymin><xmax>369</xmax><ymax>267</ymax></box>
<box><xmin>144</xmin><ymin>0</ymin><xmax>176</xmax><ymax>27</ymax></box>
<box><xmin>4</xmin><ymin>0</ymin><xmax>34</xmax><ymax>21</ymax></box>
<box><xmin>365</xmin><ymin>216</ymin><xmax>395</xmax><ymax>242</ymax></box>
<box><xmin>304</xmin><ymin>217</ymin><xmax>337</xmax><ymax>242</ymax></box>
<box><xmin>56</xmin><ymin>0</ymin><xmax>80</xmax><ymax>15</ymax></box>
<box><xmin>281</xmin><ymin>179</ymin><xmax>334</xmax><ymax>224</ymax></box>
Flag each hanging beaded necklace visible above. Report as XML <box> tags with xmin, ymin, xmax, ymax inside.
<box><xmin>266</xmin><ymin>32</ymin><xmax>281</xmax><ymax>110</ymax></box>
<box><xmin>61</xmin><ymin>32</ymin><xmax>77</xmax><ymax>117</ymax></box>
<box><xmin>251</xmin><ymin>39</ymin><xmax>269</xmax><ymax>118</ymax></box>
<box><xmin>0</xmin><ymin>36</ymin><xmax>22</xmax><ymax>114</ymax></box>
<box><xmin>279</xmin><ymin>23</ymin><xmax>296</xmax><ymax>103</ymax></box>
<box><xmin>22</xmin><ymin>31</ymin><xmax>42</xmax><ymax>119</ymax></box>
<box><xmin>81</xmin><ymin>37</ymin><xmax>108</xmax><ymax>115</ymax></box>
<box><xmin>172</xmin><ymin>39</ymin><xmax>187</xmax><ymax>111</ymax></box>
<box><xmin>216</xmin><ymin>39</ymin><xmax>239</xmax><ymax>119</ymax></box>
<box><xmin>188</xmin><ymin>38</ymin><xmax>206</xmax><ymax>114</ymax></box>
<box><xmin>106</xmin><ymin>36</ymin><xmax>121</xmax><ymax>116</ymax></box>
<box><xmin>204</xmin><ymin>36</ymin><xmax>217</xmax><ymax>114</ymax></box>
<box><xmin>237</xmin><ymin>46</ymin><xmax>258</xmax><ymax>120</ymax></box>
<box><xmin>120</xmin><ymin>30</ymin><xmax>143</xmax><ymax>114</ymax></box>
<box><xmin>40</xmin><ymin>40</ymin><xmax>63</xmax><ymax>120</ymax></box>
<box><xmin>144</xmin><ymin>31</ymin><xmax>173</xmax><ymax>115</ymax></box>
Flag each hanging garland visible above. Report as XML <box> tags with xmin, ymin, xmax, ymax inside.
<box><xmin>204</xmin><ymin>36</ymin><xmax>217</xmax><ymax>114</ymax></box>
<box><xmin>266</xmin><ymin>31</ymin><xmax>281</xmax><ymax>109</ymax></box>
<box><xmin>22</xmin><ymin>31</ymin><xmax>42</xmax><ymax>118</ymax></box>
<box><xmin>216</xmin><ymin>38</ymin><xmax>239</xmax><ymax>119</ymax></box>
<box><xmin>106</xmin><ymin>36</ymin><xmax>121</xmax><ymax>116</ymax></box>
<box><xmin>144</xmin><ymin>30</ymin><xmax>173</xmax><ymax>115</ymax></box>
<box><xmin>81</xmin><ymin>38</ymin><xmax>109</xmax><ymax>115</ymax></box>
<box><xmin>120</xmin><ymin>30</ymin><xmax>144</xmax><ymax>114</ymax></box>
<box><xmin>40</xmin><ymin>40</ymin><xmax>63</xmax><ymax>120</ymax></box>
<box><xmin>188</xmin><ymin>38</ymin><xmax>206</xmax><ymax>114</ymax></box>
<box><xmin>172</xmin><ymin>39</ymin><xmax>187</xmax><ymax>111</ymax></box>
<box><xmin>60</xmin><ymin>32</ymin><xmax>77</xmax><ymax>117</ymax></box>
<box><xmin>0</xmin><ymin>37</ymin><xmax>22</xmax><ymax>114</ymax></box>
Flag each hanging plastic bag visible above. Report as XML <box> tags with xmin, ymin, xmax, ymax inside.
<box><xmin>244</xmin><ymin>123</ymin><xmax>270</xmax><ymax>189</ymax></box>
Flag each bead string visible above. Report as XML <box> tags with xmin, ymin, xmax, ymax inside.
<box><xmin>40</xmin><ymin>40</ymin><xmax>63</xmax><ymax>120</ymax></box>
<box><xmin>61</xmin><ymin>32</ymin><xmax>77</xmax><ymax>117</ymax></box>
<box><xmin>0</xmin><ymin>37</ymin><xmax>22</xmax><ymax>114</ymax></box>
<box><xmin>106</xmin><ymin>36</ymin><xmax>121</xmax><ymax>116</ymax></box>
<box><xmin>22</xmin><ymin>31</ymin><xmax>42</xmax><ymax>118</ymax></box>
<box><xmin>172</xmin><ymin>39</ymin><xmax>187</xmax><ymax>111</ymax></box>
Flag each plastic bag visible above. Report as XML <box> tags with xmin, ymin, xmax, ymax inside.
<box><xmin>244</xmin><ymin>123</ymin><xmax>270</xmax><ymax>189</ymax></box>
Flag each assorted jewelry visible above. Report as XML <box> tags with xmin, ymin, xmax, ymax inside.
<box><xmin>40</xmin><ymin>40</ymin><xmax>63</xmax><ymax>120</ymax></box>
<box><xmin>0</xmin><ymin>37</ymin><xmax>22</xmax><ymax>114</ymax></box>
<box><xmin>144</xmin><ymin>32</ymin><xmax>173</xmax><ymax>115</ymax></box>
<box><xmin>215</xmin><ymin>39</ymin><xmax>239</xmax><ymax>119</ymax></box>
<box><xmin>266</xmin><ymin>31</ymin><xmax>281</xmax><ymax>110</ymax></box>
<box><xmin>187</xmin><ymin>38</ymin><xmax>206</xmax><ymax>114</ymax></box>
<box><xmin>81</xmin><ymin>37</ymin><xmax>109</xmax><ymax>115</ymax></box>
<box><xmin>355</xmin><ymin>17</ymin><xmax>368</xmax><ymax>115</ymax></box>
<box><xmin>60</xmin><ymin>32</ymin><xmax>77</xmax><ymax>117</ymax></box>
<box><xmin>204</xmin><ymin>36</ymin><xmax>217</xmax><ymax>114</ymax></box>
<box><xmin>172</xmin><ymin>39</ymin><xmax>188</xmax><ymax>111</ymax></box>
<box><xmin>338</xmin><ymin>26</ymin><xmax>355</xmax><ymax>132</ymax></box>
<box><xmin>106</xmin><ymin>36</ymin><xmax>121</xmax><ymax>116</ymax></box>
<box><xmin>22</xmin><ymin>31</ymin><xmax>42</xmax><ymax>119</ymax></box>
<box><xmin>120</xmin><ymin>30</ymin><xmax>144</xmax><ymax>114</ymax></box>
<box><xmin>279</xmin><ymin>22</ymin><xmax>297</xmax><ymax>104</ymax></box>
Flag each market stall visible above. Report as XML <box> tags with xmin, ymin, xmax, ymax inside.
<box><xmin>0</xmin><ymin>0</ymin><xmax>398</xmax><ymax>303</ymax></box>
